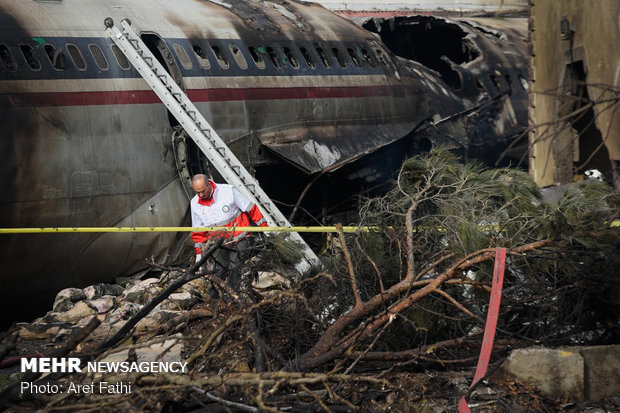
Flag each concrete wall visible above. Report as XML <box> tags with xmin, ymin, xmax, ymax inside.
<box><xmin>494</xmin><ymin>345</ymin><xmax>620</xmax><ymax>401</ymax></box>
<box><xmin>530</xmin><ymin>0</ymin><xmax>620</xmax><ymax>187</ymax></box>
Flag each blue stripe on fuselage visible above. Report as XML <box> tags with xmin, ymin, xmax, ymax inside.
<box><xmin>0</xmin><ymin>36</ymin><xmax>388</xmax><ymax>81</ymax></box>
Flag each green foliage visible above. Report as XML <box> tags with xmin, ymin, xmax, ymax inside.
<box><xmin>344</xmin><ymin>147</ymin><xmax>620</xmax><ymax>348</ymax></box>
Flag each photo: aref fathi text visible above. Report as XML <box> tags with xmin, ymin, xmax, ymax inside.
<box><xmin>21</xmin><ymin>381</ymin><xmax>132</xmax><ymax>394</ymax></box>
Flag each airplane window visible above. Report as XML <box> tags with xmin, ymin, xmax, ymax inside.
<box><xmin>315</xmin><ymin>47</ymin><xmax>331</xmax><ymax>68</ymax></box>
<box><xmin>360</xmin><ymin>48</ymin><xmax>375</xmax><ymax>68</ymax></box>
<box><xmin>299</xmin><ymin>47</ymin><xmax>315</xmax><ymax>68</ymax></box>
<box><xmin>374</xmin><ymin>48</ymin><xmax>390</xmax><ymax>67</ymax></box>
<box><xmin>110</xmin><ymin>44</ymin><xmax>130</xmax><ymax>70</ymax></box>
<box><xmin>283</xmin><ymin>47</ymin><xmax>298</xmax><ymax>68</ymax></box>
<box><xmin>518</xmin><ymin>73</ymin><xmax>529</xmax><ymax>91</ymax></box>
<box><xmin>44</xmin><ymin>44</ymin><xmax>66</xmax><ymax>70</ymax></box>
<box><xmin>211</xmin><ymin>45</ymin><xmax>229</xmax><ymax>69</ymax></box>
<box><xmin>66</xmin><ymin>44</ymin><xmax>86</xmax><ymax>70</ymax></box>
<box><xmin>266</xmin><ymin>46</ymin><xmax>281</xmax><ymax>68</ymax></box>
<box><xmin>89</xmin><ymin>44</ymin><xmax>109</xmax><ymax>70</ymax></box>
<box><xmin>19</xmin><ymin>44</ymin><xmax>41</xmax><ymax>71</ymax></box>
<box><xmin>347</xmin><ymin>48</ymin><xmax>360</xmax><ymax>68</ymax></box>
<box><xmin>191</xmin><ymin>44</ymin><xmax>211</xmax><ymax>69</ymax></box>
<box><xmin>229</xmin><ymin>45</ymin><xmax>248</xmax><ymax>69</ymax></box>
<box><xmin>332</xmin><ymin>47</ymin><xmax>346</xmax><ymax>68</ymax></box>
<box><xmin>173</xmin><ymin>44</ymin><xmax>193</xmax><ymax>70</ymax></box>
<box><xmin>0</xmin><ymin>44</ymin><xmax>16</xmax><ymax>71</ymax></box>
<box><xmin>248</xmin><ymin>46</ymin><xmax>265</xmax><ymax>69</ymax></box>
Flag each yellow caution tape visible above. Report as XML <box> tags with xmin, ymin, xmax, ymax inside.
<box><xmin>0</xmin><ymin>220</ymin><xmax>617</xmax><ymax>234</ymax></box>
<box><xmin>0</xmin><ymin>226</ymin><xmax>377</xmax><ymax>234</ymax></box>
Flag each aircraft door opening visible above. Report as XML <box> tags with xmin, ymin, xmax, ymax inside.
<box><xmin>140</xmin><ymin>32</ymin><xmax>207</xmax><ymax>195</ymax></box>
<box><xmin>140</xmin><ymin>33</ymin><xmax>185</xmax><ymax>127</ymax></box>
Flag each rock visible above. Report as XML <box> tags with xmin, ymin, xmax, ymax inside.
<box><xmin>100</xmin><ymin>335</ymin><xmax>185</xmax><ymax>364</ymax></box>
<box><xmin>495</xmin><ymin>347</ymin><xmax>584</xmax><ymax>399</ymax></box>
<box><xmin>55</xmin><ymin>301</ymin><xmax>97</xmax><ymax>323</ymax></box>
<box><xmin>105</xmin><ymin>302</ymin><xmax>143</xmax><ymax>324</ymax></box>
<box><xmin>252</xmin><ymin>271</ymin><xmax>290</xmax><ymax>290</ymax></box>
<box><xmin>121</xmin><ymin>278</ymin><xmax>160</xmax><ymax>303</ymax></box>
<box><xmin>494</xmin><ymin>345</ymin><xmax>620</xmax><ymax>401</ymax></box>
<box><xmin>160</xmin><ymin>292</ymin><xmax>197</xmax><ymax>311</ymax></box>
<box><xmin>83</xmin><ymin>283</ymin><xmax>124</xmax><ymax>300</ymax></box>
<box><xmin>180</xmin><ymin>278</ymin><xmax>211</xmax><ymax>298</ymax></box>
<box><xmin>18</xmin><ymin>325</ymin><xmax>73</xmax><ymax>341</ymax></box>
<box><xmin>90</xmin><ymin>321</ymin><xmax>122</xmax><ymax>341</ymax></box>
<box><xmin>135</xmin><ymin>310</ymin><xmax>181</xmax><ymax>332</ymax></box>
<box><xmin>579</xmin><ymin>345</ymin><xmax>620</xmax><ymax>401</ymax></box>
<box><xmin>18</xmin><ymin>326</ymin><xmax>52</xmax><ymax>340</ymax></box>
<box><xmin>53</xmin><ymin>288</ymin><xmax>85</xmax><ymax>312</ymax></box>
<box><xmin>135</xmin><ymin>336</ymin><xmax>185</xmax><ymax>363</ymax></box>
<box><xmin>86</xmin><ymin>295</ymin><xmax>116</xmax><ymax>314</ymax></box>
<box><xmin>77</xmin><ymin>314</ymin><xmax>104</xmax><ymax>326</ymax></box>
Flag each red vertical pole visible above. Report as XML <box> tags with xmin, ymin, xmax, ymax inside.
<box><xmin>458</xmin><ymin>247</ymin><xmax>507</xmax><ymax>413</ymax></box>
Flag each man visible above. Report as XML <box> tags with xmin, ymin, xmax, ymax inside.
<box><xmin>191</xmin><ymin>174</ymin><xmax>268</xmax><ymax>295</ymax></box>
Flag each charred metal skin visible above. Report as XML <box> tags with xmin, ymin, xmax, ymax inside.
<box><xmin>0</xmin><ymin>0</ymin><xmax>527</xmax><ymax>324</ymax></box>
<box><xmin>360</xmin><ymin>15</ymin><xmax>529</xmax><ymax>162</ymax></box>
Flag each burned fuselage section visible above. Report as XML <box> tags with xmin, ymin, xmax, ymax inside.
<box><xmin>359</xmin><ymin>15</ymin><xmax>530</xmax><ymax>164</ymax></box>
<box><xmin>0</xmin><ymin>0</ymin><xmax>530</xmax><ymax>325</ymax></box>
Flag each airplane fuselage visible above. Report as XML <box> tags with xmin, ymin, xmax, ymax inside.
<box><xmin>0</xmin><ymin>0</ymin><xmax>524</xmax><ymax>323</ymax></box>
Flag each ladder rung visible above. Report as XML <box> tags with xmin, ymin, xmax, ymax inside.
<box><xmin>106</xmin><ymin>20</ymin><xmax>321</xmax><ymax>268</ymax></box>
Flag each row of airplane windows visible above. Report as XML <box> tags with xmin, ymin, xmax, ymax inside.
<box><xmin>0</xmin><ymin>42</ymin><xmax>130</xmax><ymax>72</ymax></box>
<box><xmin>0</xmin><ymin>39</ymin><xmax>391</xmax><ymax>74</ymax></box>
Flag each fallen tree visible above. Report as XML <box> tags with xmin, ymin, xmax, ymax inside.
<box><xmin>288</xmin><ymin>149</ymin><xmax>619</xmax><ymax>372</ymax></box>
<box><xmin>200</xmin><ymin>149</ymin><xmax>617</xmax><ymax>375</ymax></box>
<box><xmin>3</xmin><ymin>149</ymin><xmax>618</xmax><ymax>411</ymax></box>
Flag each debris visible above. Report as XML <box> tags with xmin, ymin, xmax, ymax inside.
<box><xmin>1</xmin><ymin>151</ymin><xmax>617</xmax><ymax>412</ymax></box>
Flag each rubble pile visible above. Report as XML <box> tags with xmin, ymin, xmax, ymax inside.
<box><xmin>1</xmin><ymin>150</ymin><xmax>618</xmax><ymax>412</ymax></box>
<box><xmin>16</xmin><ymin>275</ymin><xmax>209</xmax><ymax>344</ymax></box>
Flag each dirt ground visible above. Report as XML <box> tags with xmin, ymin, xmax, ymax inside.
<box><xmin>1</xmin><ymin>300</ymin><xmax>618</xmax><ymax>412</ymax></box>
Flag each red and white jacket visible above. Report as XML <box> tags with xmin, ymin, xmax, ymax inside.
<box><xmin>191</xmin><ymin>180</ymin><xmax>268</xmax><ymax>254</ymax></box>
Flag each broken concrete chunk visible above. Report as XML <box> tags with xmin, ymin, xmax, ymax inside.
<box><xmin>86</xmin><ymin>295</ymin><xmax>116</xmax><ymax>314</ymax></box>
<box><xmin>104</xmin><ymin>302</ymin><xmax>143</xmax><ymax>324</ymax></box>
<box><xmin>120</xmin><ymin>278</ymin><xmax>161</xmax><ymax>303</ymax></box>
<box><xmin>179</xmin><ymin>278</ymin><xmax>211</xmax><ymax>298</ymax></box>
<box><xmin>579</xmin><ymin>345</ymin><xmax>620</xmax><ymax>401</ymax></box>
<box><xmin>52</xmin><ymin>288</ymin><xmax>86</xmax><ymax>312</ymax></box>
<box><xmin>83</xmin><ymin>283</ymin><xmax>124</xmax><ymax>300</ymax></box>
<box><xmin>495</xmin><ymin>345</ymin><xmax>620</xmax><ymax>401</ymax></box>
<box><xmin>160</xmin><ymin>292</ymin><xmax>197</xmax><ymax>311</ymax></box>
<box><xmin>55</xmin><ymin>301</ymin><xmax>97</xmax><ymax>323</ymax></box>
<box><xmin>135</xmin><ymin>310</ymin><xmax>181</xmax><ymax>332</ymax></box>
<box><xmin>253</xmin><ymin>271</ymin><xmax>291</xmax><ymax>290</ymax></box>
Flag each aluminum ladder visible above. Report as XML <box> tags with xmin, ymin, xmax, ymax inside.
<box><xmin>104</xmin><ymin>18</ymin><xmax>320</xmax><ymax>271</ymax></box>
